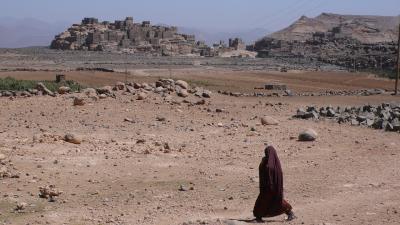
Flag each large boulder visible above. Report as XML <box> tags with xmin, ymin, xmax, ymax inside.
<box><xmin>58</xmin><ymin>86</ymin><xmax>71</xmax><ymax>94</ymax></box>
<box><xmin>115</xmin><ymin>82</ymin><xmax>126</xmax><ymax>91</ymax></box>
<box><xmin>175</xmin><ymin>80</ymin><xmax>189</xmax><ymax>89</ymax></box>
<box><xmin>0</xmin><ymin>153</ymin><xmax>6</xmax><ymax>161</ymax></box>
<box><xmin>261</xmin><ymin>116</ymin><xmax>279</xmax><ymax>126</ymax></box>
<box><xmin>202</xmin><ymin>90</ymin><xmax>212</xmax><ymax>98</ymax></box>
<box><xmin>137</xmin><ymin>92</ymin><xmax>147</xmax><ymax>100</ymax></box>
<box><xmin>21</xmin><ymin>91</ymin><xmax>32</xmax><ymax>97</ymax></box>
<box><xmin>73</xmin><ymin>97</ymin><xmax>85</xmax><ymax>106</ymax></box>
<box><xmin>298</xmin><ymin>129</ymin><xmax>318</xmax><ymax>142</ymax></box>
<box><xmin>64</xmin><ymin>133</ymin><xmax>82</xmax><ymax>144</ymax></box>
<box><xmin>158</xmin><ymin>79</ymin><xmax>175</xmax><ymax>88</ymax></box>
<box><xmin>36</xmin><ymin>82</ymin><xmax>55</xmax><ymax>96</ymax></box>
<box><xmin>177</xmin><ymin>88</ymin><xmax>189</xmax><ymax>98</ymax></box>
<box><xmin>96</xmin><ymin>86</ymin><xmax>113</xmax><ymax>95</ymax></box>
<box><xmin>82</xmin><ymin>88</ymin><xmax>97</xmax><ymax>97</ymax></box>
<box><xmin>2</xmin><ymin>91</ymin><xmax>13</xmax><ymax>97</ymax></box>
<box><xmin>126</xmin><ymin>85</ymin><xmax>136</xmax><ymax>93</ymax></box>
<box><xmin>133</xmin><ymin>83</ymin><xmax>142</xmax><ymax>89</ymax></box>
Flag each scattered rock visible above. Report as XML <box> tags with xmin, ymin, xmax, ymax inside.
<box><xmin>39</xmin><ymin>185</ymin><xmax>62</xmax><ymax>201</ymax></box>
<box><xmin>179</xmin><ymin>185</ymin><xmax>189</xmax><ymax>191</ymax></box>
<box><xmin>298</xmin><ymin>129</ymin><xmax>318</xmax><ymax>142</ymax></box>
<box><xmin>82</xmin><ymin>88</ymin><xmax>97</xmax><ymax>97</ymax></box>
<box><xmin>177</xmin><ymin>89</ymin><xmax>189</xmax><ymax>98</ymax></box>
<box><xmin>124</xmin><ymin>118</ymin><xmax>134</xmax><ymax>123</ymax></box>
<box><xmin>136</xmin><ymin>139</ymin><xmax>146</xmax><ymax>144</ymax></box>
<box><xmin>2</xmin><ymin>91</ymin><xmax>13</xmax><ymax>97</ymax></box>
<box><xmin>156</xmin><ymin>116</ymin><xmax>166</xmax><ymax>122</ymax></box>
<box><xmin>202</xmin><ymin>90</ymin><xmax>212</xmax><ymax>98</ymax></box>
<box><xmin>0</xmin><ymin>153</ymin><xmax>6</xmax><ymax>161</ymax></box>
<box><xmin>99</xmin><ymin>94</ymin><xmax>107</xmax><ymax>99</ymax></box>
<box><xmin>0</xmin><ymin>166</ymin><xmax>9</xmax><ymax>178</ymax></box>
<box><xmin>137</xmin><ymin>92</ymin><xmax>147</xmax><ymax>100</ymax></box>
<box><xmin>175</xmin><ymin>80</ymin><xmax>189</xmax><ymax>89</ymax></box>
<box><xmin>58</xmin><ymin>86</ymin><xmax>71</xmax><ymax>94</ymax></box>
<box><xmin>294</xmin><ymin>103</ymin><xmax>400</xmax><ymax>132</ymax></box>
<box><xmin>96</xmin><ymin>86</ymin><xmax>113</xmax><ymax>95</ymax></box>
<box><xmin>21</xmin><ymin>91</ymin><xmax>32</xmax><ymax>97</ymax></box>
<box><xmin>195</xmin><ymin>99</ymin><xmax>206</xmax><ymax>105</ymax></box>
<box><xmin>126</xmin><ymin>85</ymin><xmax>136</xmax><ymax>93</ymax></box>
<box><xmin>261</xmin><ymin>116</ymin><xmax>279</xmax><ymax>126</ymax></box>
<box><xmin>73</xmin><ymin>97</ymin><xmax>85</xmax><ymax>106</ymax></box>
<box><xmin>115</xmin><ymin>82</ymin><xmax>126</xmax><ymax>90</ymax></box>
<box><xmin>36</xmin><ymin>82</ymin><xmax>55</xmax><ymax>96</ymax></box>
<box><xmin>133</xmin><ymin>82</ymin><xmax>142</xmax><ymax>89</ymax></box>
<box><xmin>64</xmin><ymin>133</ymin><xmax>82</xmax><ymax>144</ymax></box>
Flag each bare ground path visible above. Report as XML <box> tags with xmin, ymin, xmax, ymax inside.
<box><xmin>0</xmin><ymin>70</ymin><xmax>399</xmax><ymax>225</ymax></box>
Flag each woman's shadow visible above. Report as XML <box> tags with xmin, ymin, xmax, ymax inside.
<box><xmin>227</xmin><ymin>218</ymin><xmax>284</xmax><ymax>224</ymax></box>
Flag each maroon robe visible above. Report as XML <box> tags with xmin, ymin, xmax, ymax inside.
<box><xmin>253</xmin><ymin>146</ymin><xmax>292</xmax><ymax>218</ymax></box>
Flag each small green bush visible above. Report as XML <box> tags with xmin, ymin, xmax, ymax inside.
<box><xmin>0</xmin><ymin>77</ymin><xmax>84</xmax><ymax>92</ymax></box>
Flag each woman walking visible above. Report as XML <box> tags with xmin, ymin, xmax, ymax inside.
<box><xmin>253</xmin><ymin>146</ymin><xmax>295</xmax><ymax>222</ymax></box>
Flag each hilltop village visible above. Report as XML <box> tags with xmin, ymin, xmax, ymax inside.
<box><xmin>50</xmin><ymin>17</ymin><xmax>246</xmax><ymax>57</ymax></box>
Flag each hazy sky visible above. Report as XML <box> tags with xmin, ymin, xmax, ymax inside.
<box><xmin>2</xmin><ymin>0</ymin><xmax>399</xmax><ymax>31</ymax></box>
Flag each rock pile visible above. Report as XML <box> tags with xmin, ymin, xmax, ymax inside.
<box><xmin>0</xmin><ymin>79</ymin><xmax>212</xmax><ymax>104</ymax></box>
<box><xmin>117</xmin><ymin>78</ymin><xmax>212</xmax><ymax>100</ymax></box>
<box><xmin>0</xmin><ymin>87</ymin><xmax>54</xmax><ymax>98</ymax></box>
<box><xmin>218</xmin><ymin>89</ymin><xmax>386</xmax><ymax>98</ymax></box>
<box><xmin>39</xmin><ymin>185</ymin><xmax>62</xmax><ymax>202</ymax></box>
<box><xmin>0</xmin><ymin>153</ymin><xmax>19</xmax><ymax>179</ymax></box>
<box><xmin>297</xmin><ymin>89</ymin><xmax>386</xmax><ymax>97</ymax></box>
<box><xmin>294</xmin><ymin>103</ymin><xmax>400</xmax><ymax>132</ymax></box>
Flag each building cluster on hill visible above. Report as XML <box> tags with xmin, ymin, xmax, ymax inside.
<box><xmin>51</xmin><ymin>17</ymin><xmax>213</xmax><ymax>56</ymax></box>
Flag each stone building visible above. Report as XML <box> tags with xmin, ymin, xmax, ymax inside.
<box><xmin>229</xmin><ymin>38</ymin><xmax>245</xmax><ymax>50</ymax></box>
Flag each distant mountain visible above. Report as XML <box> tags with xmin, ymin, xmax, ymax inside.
<box><xmin>178</xmin><ymin>27</ymin><xmax>270</xmax><ymax>45</ymax></box>
<box><xmin>0</xmin><ymin>17</ymin><xmax>69</xmax><ymax>48</ymax></box>
<box><xmin>268</xmin><ymin>13</ymin><xmax>400</xmax><ymax>44</ymax></box>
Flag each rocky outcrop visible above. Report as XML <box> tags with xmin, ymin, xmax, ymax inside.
<box><xmin>253</xmin><ymin>13</ymin><xmax>399</xmax><ymax>71</ymax></box>
<box><xmin>269</xmin><ymin>13</ymin><xmax>399</xmax><ymax>43</ymax></box>
<box><xmin>50</xmin><ymin>17</ymin><xmax>211</xmax><ymax>56</ymax></box>
<box><xmin>294</xmin><ymin>103</ymin><xmax>400</xmax><ymax>132</ymax></box>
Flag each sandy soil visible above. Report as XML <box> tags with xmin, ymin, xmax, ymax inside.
<box><xmin>0</xmin><ymin>70</ymin><xmax>399</xmax><ymax>225</ymax></box>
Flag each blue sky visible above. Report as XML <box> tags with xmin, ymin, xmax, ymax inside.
<box><xmin>2</xmin><ymin>0</ymin><xmax>399</xmax><ymax>31</ymax></box>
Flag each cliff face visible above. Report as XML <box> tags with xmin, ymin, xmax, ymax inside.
<box><xmin>50</xmin><ymin>17</ymin><xmax>210</xmax><ymax>56</ymax></box>
<box><xmin>254</xmin><ymin>13</ymin><xmax>399</xmax><ymax>71</ymax></box>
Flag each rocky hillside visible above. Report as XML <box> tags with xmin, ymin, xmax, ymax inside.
<box><xmin>254</xmin><ymin>13</ymin><xmax>399</xmax><ymax>73</ymax></box>
<box><xmin>269</xmin><ymin>13</ymin><xmax>399</xmax><ymax>44</ymax></box>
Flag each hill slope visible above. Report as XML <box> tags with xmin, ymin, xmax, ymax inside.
<box><xmin>269</xmin><ymin>13</ymin><xmax>399</xmax><ymax>44</ymax></box>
